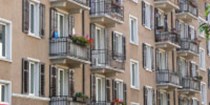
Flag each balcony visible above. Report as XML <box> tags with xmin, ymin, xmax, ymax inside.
<box><xmin>155</xmin><ymin>31</ymin><xmax>180</xmax><ymax>50</ymax></box>
<box><xmin>50</xmin><ymin>96</ymin><xmax>87</xmax><ymax>105</ymax></box>
<box><xmin>91</xmin><ymin>49</ymin><xmax>125</xmax><ymax>76</ymax></box>
<box><xmin>90</xmin><ymin>101</ymin><xmax>111</xmax><ymax>105</ymax></box>
<box><xmin>90</xmin><ymin>0</ymin><xmax>124</xmax><ymax>27</ymax></box>
<box><xmin>50</xmin><ymin>0</ymin><xmax>90</xmax><ymax>13</ymax></box>
<box><xmin>177</xmin><ymin>39</ymin><xmax>199</xmax><ymax>59</ymax></box>
<box><xmin>49</xmin><ymin>37</ymin><xmax>90</xmax><ymax>68</ymax></box>
<box><xmin>154</xmin><ymin>0</ymin><xmax>179</xmax><ymax>12</ymax></box>
<box><xmin>156</xmin><ymin>70</ymin><xmax>181</xmax><ymax>90</ymax></box>
<box><xmin>176</xmin><ymin>1</ymin><xmax>198</xmax><ymax>22</ymax></box>
<box><xmin>179</xmin><ymin>77</ymin><xmax>200</xmax><ymax>95</ymax></box>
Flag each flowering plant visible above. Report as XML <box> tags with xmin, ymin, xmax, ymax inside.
<box><xmin>70</xmin><ymin>34</ymin><xmax>93</xmax><ymax>46</ymax></box>
<box><xmin>112</xmin><ymin>99</ymin><xmax>125</xmax><ymax>105</ymax></box>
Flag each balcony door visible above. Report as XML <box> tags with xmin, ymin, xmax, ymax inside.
<box><xmin>160</xmin><ymin>92</ymin><xmax>168</xmax><ymax>105</ymax></box>
<box><xmin>156</xmin><ymin>50</ymin><xmax>167</xmax><ymax>70</ymax></box>
<box><xmin>179</xmin><ymin>58</ymin><xmax>187</xmax><ymax>77</ymax></box>
<box><xmin>57</xmin><ymin>68</ymin><xmax>68</xmax><ymax>96</ymax></box>
<box><xmin>94</xmin><ymin>0</ymin><xmax>105</xmax><ymax>15</ymax></box>
<box><xmin>96</xmin><ymin>77</ymin><xmax>106</xmax><ymax>102</ymax></box>
<box><xmin>95</xmin><ymin>27</ymin><xmax>105</xmax><ymax>66</ymax></box>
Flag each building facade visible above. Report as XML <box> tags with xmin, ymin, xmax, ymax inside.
<box><xmin>0</xmin><ymin>0</ymin><xmax>210</xmax><ymax>105</ymax></box>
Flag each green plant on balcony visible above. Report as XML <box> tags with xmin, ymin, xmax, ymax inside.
<box><xmin>199</xmin><ymin>4</ymin><xmax>210</xmax><ymax>39</ymax></box>
<box><xmin>74</xmin><ymin>92</ymin><xmax>89</xmax><ymax>103</ymax></box>
<box><xmin>194</xmin><ymin>75</ymin><xmax>203</xmax><ymax>81</ymax></box>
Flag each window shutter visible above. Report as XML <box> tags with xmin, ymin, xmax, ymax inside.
<box><xmin>156</xmin><ymin>90</ymin><xmax>161</xmax><ymax>105</ymax></box>
<box><xmin>49</xmin><ymin>65</ymin><xmax>57</xmax><ymax>97</ymax></box>
<box><xmin>189</xmin><ymin>62</ymin><xmax>192</xmax><ymax>77</ymax></box>
<box><xmin>142</xmin><ymin>1</ymin><xmax>146</xmax><ymax>25</ymax></box>
<box><xmin>150</xmin><ymin>5</ymin><xmax>154</xmax><ymax>29</ymax></box>
<box><xmin>39</xmin><ymin>4</ymin><xmax>45</xmax><ymax>37</ymax></box>
<box><xmin>167</xmin><ymin>93</ymin><xmax>170</xmax><ymax>105</ymax></box>
<box><xmin>152</xmin><ymin>89</ymin><xmax>156</xmax><ymax>105</ymax></box>
<box><xmin>22</xmin><ymin>0</ymin><xmax>29</xmax><ymax>33</ymax></box>
<box><xmin>68</xmin><ymin>70</ymin><xmax>74</xmax><ymax>97</ymax></box>
<box><xmin>39</xmin><ymin>63</ymin><xmax>45</xmax><ymax>96</ymax></box>
<box><xmin>155</xmin><ymin>49</ymin><xmax>160</xmax><ymax>70</ymax></box>
<box><xmin>122</xmin><ymin>36</ymin><xmax>126</xmax><ymax>60</ymax></box>
<box><xmin>106</xmin><ymin>79</ymin><xmax>111</xmax><ymax>102</ymax></box>
<box><xmin>112</xmin><ymin>31</ymin><xmax>117</xmax><ymax>59</ymax></box>
<box><xmin>90</xmin><ymin>74</ymin><xmax>96</xmax><ymax>102</ymax></box>
<box><xmin>112</xmin><ymin>80</ymin><xmax>117</xmax><ymax>100</ymax></box>
<box><xmin>164</xmin><ymin>14</ymin><xmax>168</xmax><ymax>31</ymax></box>
<box><xmin>188</xmin><ymin>26</ymin><xmax>191</xmax><ymax>39</ymax></box>
<box><xmin>50</xmin><ymin>8</ymin><xmax>57</xmax><ymax>38</ymax></box>
<box><xmin>123</xmin><ymin>83</ymin><xmax>127</xmax><ymax>104</ymax></box>
<box><xmin>144</xmin><ymin>86</ymin><xmax>148</xmax><ymax>105</ymax></box>
<box><xmin>22</xmin><ymin>59</ymin><xmax>29</xmax><ymax>94</ymax></box>
<box><xmin>68</xmin><ymin>15</ymin><xmax>75</xmax><ymax>36</ymax></box>
<box><xmin>90</xmin><ymin>24</ymin><xmax>95</xmax><ymax>48</ymax></box>
<box><xmin>151</xmin><ymin>47</ymin><xmax>154</xmax><ymax>71</ymax></box>
<box><xmin>143</xmin><ymin>43</ymin><xmax>146</xmax><ymax>69</ymax></box>
<box><xmin>154</xmin><ymin>8</ymin><xmax>159</xmax><ymax>30</ymax></box>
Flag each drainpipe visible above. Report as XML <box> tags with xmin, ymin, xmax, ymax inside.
<box><xmin>82</xmin><ymin>10</ymin><xmax>85</xmax><ymax>94</ymax></box>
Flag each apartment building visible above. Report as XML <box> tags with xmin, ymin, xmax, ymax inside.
<box><xmin>0</xmin><ymin>0</ymin><xmax>210</xmax><ymax>105</ymax></box>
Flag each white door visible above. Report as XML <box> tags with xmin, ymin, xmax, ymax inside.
<box><xmin>57</xmin><ymin>69</ymin><xmax>65</xmax><ymax>95</ymax></box>
<box><xmin>95</xmin><ymin>27</ymin><xmax>105</xmax><ymax>66</ymax></box>
<box><xmin>96</xmin><ymin>77</ymin><xmax>105</xmax><ymax>101</ymax></box>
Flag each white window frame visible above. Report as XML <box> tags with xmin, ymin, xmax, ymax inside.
<box><xmin>28</xmin><ymin>0</ymin><xmax>40</xmax><ymax>37</ymax></box>
<box><xmin>198</xmin><ymin>17</ymin><xmax>207</xmax><ymax>38</ymax></box>
<box><xmin>115</xmin><ymin>79</ymin><xmax>124</xmax><ymax>100</ymax></box>
<box><xmin>199</xmin><ymin>48</ymin><xmax>206</xmax><ymax>71</ymax></box>
<box><xmin>130</xmin><ymin>59</ymin><xmax>139</xmax><ymax>89</ymax></box>
<box><xmin>0</xmin><ymin>80</ymin><xmax>11</xmax><ymax>105</ymax></box>
<box><xmin>131</xmin><ymin>0</ymin><xmax>138</xmax><ymax>3</ymax></box>
<box><xmin>114</xmin><ymin>31</ymin><xmax>124</xmax><ymax>61</ymax></box>
<box><xmin>200</xmin><ymin>82</ymin><xmax>207</xmax><ymax>105</ymax></box>
<box><xmin>95</xmin><ymin>76</ymin><xmax>106</xmax><ymax>101</ymax></box>
<box><xmin>145</xmin><ymin>86</ymin><xmax>153</xmax><ymax>105</ymax></box>
<box><xmin>144</xmin><ymin>43</ymin><xmax>153</xmax><ymax>71</ymax></box>
<box><xmin>0</xmin><ymin>18</ymin><xmax>12</xmax><ymax>62</ymax></box>
<box><xmin>129</xmin><ymin>15</ymin><xmax>138</xmax><ymax>45</ymax></box>
<box><xmin>144</xmin><ymin>1</ymin><xmax>152</xmax><ymax>30</ymax></box>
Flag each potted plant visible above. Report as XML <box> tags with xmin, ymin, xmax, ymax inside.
<box><xmin>70</xmin><ymin>35</ymin><xmax>93</xmax><ymax>47</ymax></box>
<box><xmin>195</xmin><ymin>75</ymin><xmax>203</xmax><ymax>81</ymax></box>
<box><xmin>74</xmin><ymin>92</ymin><xmax>89</xmax><ymax>103</ymax></box>
<box><xmin>112</xmin><ymin>99</ymin><xmax>125</xmax><ymax>105</ymax></box>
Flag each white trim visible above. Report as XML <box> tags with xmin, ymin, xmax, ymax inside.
<box><xmin>129</xmin><ymin>14</ymin><xmax>139</xmax><ymax>45</ymax></box>
<box><xmin>12</xmin><ymin>93</ymin><xmax>50</xmax><ymax>101</ymax></box>
<box><xmin>115</xmin><ymin>78</ymin><xmax>123</xmax><ymax>82</ymax></box>
<box><xmin>131</xmin><ymin>0</ymin><xmax>138</xmax><ymax>3</ymax></box>
<box><xmin>145</xmin><ymin>85</ymin><xmax>153</xmax><ymax>89</ymax></box>
<box><xmin>130</xmin><ymin>59</ymin><xmax>140</xmax><ymax>89</ymax></box>
<box><xmin>199</xmin><ymin>48</ymin><xmax>206</xmax><ymax>71</ymax></box>
<box><xmin>0</xmin><ymin>80</ymin><xmax>12</xmax><ymax>105</ymax></box>
<box><xmin>113</xmin><ymin>31</ymin><xmax>123</xmax><ymax>36</ymax></box>
<box><xmin>26</xmin><ymin>57</ymin><xmax>40</xmax><ymax>62</ymax></box>
<box><xmin>131</xmin><ymin>102</ymin><xmax>140</xmax><ymax>105</ymax></box>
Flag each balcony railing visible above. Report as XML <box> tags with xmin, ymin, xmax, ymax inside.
<box><xmin>49</xmin><ymin>37</ymin><xmax>90</xmax><ymax>61</ymax></box>
<box><xmin>155</xmin><ymin>32</ymin><xmax>179</xmax><ymax>44</ymax></box>
<box><xmin>177</xmin><ymin>1</ymin><xmax>198</xmax><ymax>17</ymax></box>
<box><xmin>181</xmin><ymin>77</ymin><xmax>200</xmax><ymax>91</ymax></box>
<box><xmin>178</xmin><ymin>39</ymin><xmax>199</xmax><ymax>54</ymax></box>
<box><xmin>73</xmin><ymin>0</ymin><xmax>89</xmax><ymax>6</ymax></box>
<box><xmin>90</xmin><ymin>0</ymin><xmax>124</xmax><ymax>22</ymax></box>
<box><xmin>91</xmin><ymin>49</ymin><xmax>125</xmax><ymax>71</ymax></box>
<box><xmin>90</xmin><ymin>101</ymin><xmax>111</xmax><ymax>105</ymax></box>
<box><xmin>156</xmin><ymin>70</ymin><xmax>180</xmax><ymax>86</ymax></box>
<box><xmin>50</xmin><ymin>96</ymin><xmax>86</xmax><ymax>105</ymax></box>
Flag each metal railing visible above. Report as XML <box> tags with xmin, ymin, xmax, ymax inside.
<box><xmin>156</xmin><ymin>70</ymin><xmax>180</xmax><ymax>86</ymax></box>
<box><xmin>181</xmin><ymin>77</ymin><xmax>200</xmax><ymax>91</ymax></box>
<box><xmin>50</xmin><ymin>96</ymin><xmax>87</xmax><ymax>105</ymax></box>
<box><xmin>91</xmin><ymin>49</ymin><xmax>125</xmax><ymax>70</ymax></box>
<box><xmin>74</xmin><ymin>0</ymin><xmax>89</xmax><ymax>6</ymax></box>
<box><xmin>90</xmin><ymin>101</ymin><xmax>111</xmax><ymax>105</ymax></box>
<box><xmin>177</xmin><ymin>1</ymin><xmax>198</xmax><ymax>17</ymax></box>
<box><xmin>154</xmin><ymin>0</ymin><xmax>178</xmax><ymax>5</ymax></box>
<box><xmin>155</xmin><ymin>32</ymin><xmax>179</xmax><ymax>45</ymax></box>
<box><xmin>90</xmin><ymin>0</ymin><xmax>124</xmax><ymax>21</ymax></box>
<box><xmin>49</xmin><ymin>37</ymin><xmax>90</xmax><ymax>61</ymax></box>
<box><xmin>178</xmin><ymin>39</ymin><xmax>199</xmax><ymax>54</ymax></box>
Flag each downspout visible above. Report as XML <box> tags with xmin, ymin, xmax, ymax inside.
<box><xmin>82</xmin><ymin>10</ymin><xmax>85</xmax><ymax>94</ymax></box>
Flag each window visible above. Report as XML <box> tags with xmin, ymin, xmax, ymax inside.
<box><xmin>159</xmin><ymin>92</ymin><xmax>169</xmax><ymax>105</ymax></box>
<box><xmin>29</xmin><ymin>0</ymin><xmax>40</xmax><ymax>36</ymax></box>
<box><xmin>130</xmin><ymin>60</ymin><xmax>139</xmax><ymax>88</ymax></box>
<box><xmin>22</xmin><ymin>58</ymin><xmax>45</xmax><ymax>96</ymax></box>
<box><xmin>96</xmin><ymin>77</ymin><xmax>106</xmax><ymax>101</ymax></box>
<box><xmin>57</xmin><ymin>68</ymin><xmax>68</xmax><ymax>96</ymax></box>
<box><xmin>192</xmin><ymin>98</ymin><xmax>199</xmax><ymax>105</ymax></box>
<box><xmin>198</xmin><ymin>17</ymin><xmax>206</xmax><ymax>38</ymax></box>
<box><xmin>144</xmin><ymin>86</ymin><xmax>155</xmax><ymax>105</ymax></box>
<box><xmin>189</xmin><ymin>26</ymin><xmax>195</xmax><ymax>40</ymax></box>
<box><xmin>112</xmin><ymin>31</ymin><xmax>126</xmax><ymax>61</ymax></box>
<box><xmin>201</xmin><ymin>83</ymin><xmax>207</xmax><ymax>105</ymax></box>
<box><xmin>143</xmin><ymin>43</ymin><xmax>153</xmax><ymax>71</ymax></box>
<box><xmin>0</xmin><ymin>81</ymin><xmax>11</xmax><ymax>105</ymax></box>
<box><xmin>156</xmin><ymin>49</ymin><xmax>167</xmax><ymax>70</ymax></box>
<box><xmin>190</xmin><ymin>62</ymin><xmax>198</xmax><ymax>77</ymax></box>
<box><xmin>142</xmin><ymin>1</ymin><xmax>153</xmax><ymax>29</ymax></box>
<box><xmin>199</xmin><ymin>48</ymin><xmax>206</xmax><ymax>70</ymax></box>
<box><xmin>129</xmin><ymin>15</ymin><xmax>138</xmax><ymax>44</ymax></box>
<box><xmin>0</xmin><ymin>19</ymin><xmax>12</xmax><ymax>60</ymax></box>
<box><xmin>116</xmin><ymin>81</ymin><xmax>123</xmax><ymax>100</ymax></box>
<box><xmin>57</xmin><ymin>13</ymin><xmax>65</xmax><ymax>37</ymax></box>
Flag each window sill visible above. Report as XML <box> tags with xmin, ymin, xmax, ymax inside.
<box><xmin>131</xmin><ymin>0</ymin><xmax>138</xmax><ymax>4</ymax></box>
<box><xmin>145</xmin><ymin>68</ymin><xmax>153</xmax><ymax>72</ymax></box>
<box><xmin>0</xmin><ymin>58</ymin><xmax>12</xmax><ymax>63</ymax></box>
<box><xmin>130</xmin><ymin>41</ymin><xmax>139</xmax><ymax>46</ymax></box>
<box><xmin>200</xmin><ymin>68</ymin><xmax>206</xmax><ymax>72</ymax></box>
<box><xmin>12</xmin><ymin>93</ymin><xmax>50</xmax><ymax>101</ymax></box>
<box><xmin>27</xmin><ymin>34</ymin><xmax>41</xmax><ymax>40</ymax></box>
<box><xmin>143</xmin><ymin>25</ymin><xmax>152</xmax><ymax>31</ymax></box>
<box><xmin>130</xmin><ymin>86</ymin><xmax>139</xmax><ymax>90</ymax></box>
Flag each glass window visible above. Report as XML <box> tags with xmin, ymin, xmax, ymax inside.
<box><xmin>130</xmin><ymin>60</ymin><xmax>139</xmax><ymax>88</ymax></box>
<box><xmin>130</xmin><ymin>16</ymin><xmax>138</xmax><ymax>44</ymax></box>
<box><xmin>0</xmin><ymin>24</ymin><xmax>5</xmax><ymax>58</ymax></box>
<box><xmin>199</xmin><ymin>48</ymin><xmax>205</xmax><ymax>70</ymax></box>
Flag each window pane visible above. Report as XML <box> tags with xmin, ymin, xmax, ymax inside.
<box><xmin>60</xmin><ymin>70</ymin><xmax>64</xmax><ymax>95</ymax></box>
<box><xmin>0</xmin><ymin>25</ymin><xmax>5</xmax><ymax>57</ymax></box>
<box><xmin>59</xmin><ymin>15</ymin><xmax>64</xmax><ymax>37</ymax></box>
<box><xmin>1</xmin><ymin>85</ymin><xmax>5</xmax><ymax>102</ymax></box>
<box><xmin>30</xmin><ymin>63</ymin><xmax>35</xmax><ymax>94</ymax></box>
<box><xmin>30</xmin><ymin>4</ymin><xmax>35</xmax><ymax>33</ymax></box>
